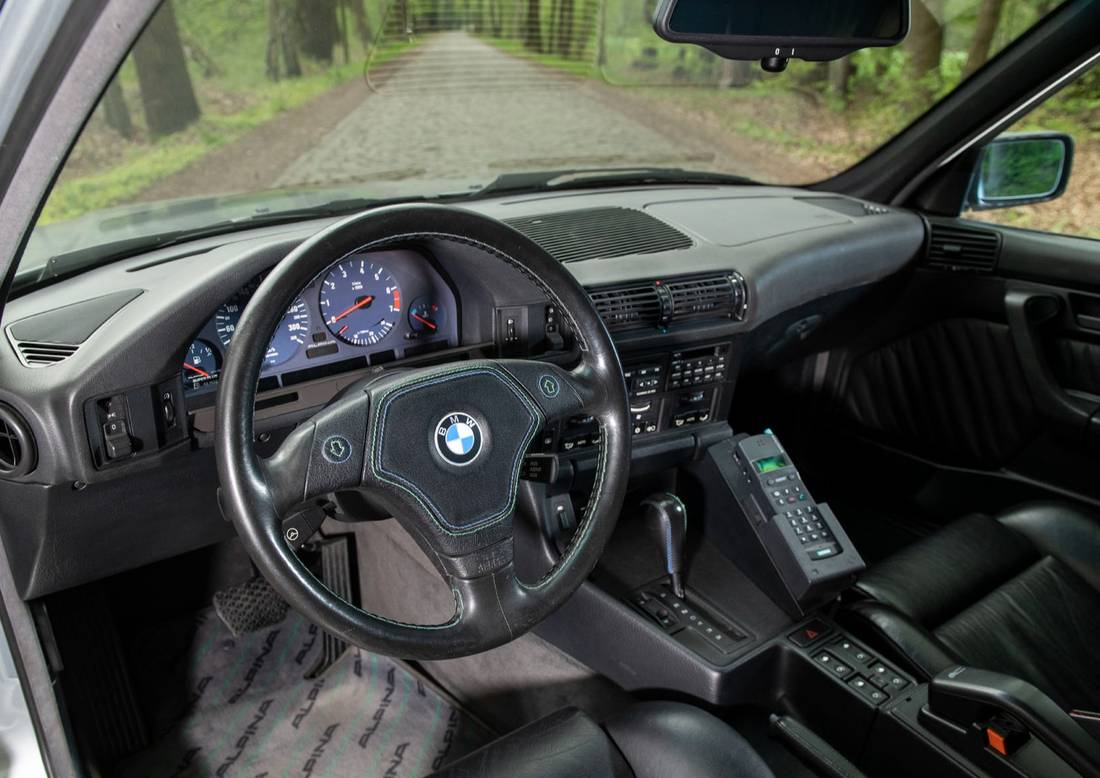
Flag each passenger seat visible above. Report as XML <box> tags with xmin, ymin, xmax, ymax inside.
<box><xmin>844</xmin><ymin>501</ymin><xmax>1100</xmax><ymax>712</ymax></box>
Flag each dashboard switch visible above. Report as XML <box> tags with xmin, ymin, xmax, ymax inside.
<box><xmin>103</xmin><ymin>419</ymin><xmax>133</xmax><ymax>460</ymax></box>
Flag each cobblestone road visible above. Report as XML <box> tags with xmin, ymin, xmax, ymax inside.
<box><xmin>276</xmin><ymin>31</ymin><xmax>728</xmax><ymax>190</ymax></box>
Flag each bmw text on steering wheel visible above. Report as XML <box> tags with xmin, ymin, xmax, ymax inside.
<box><xmin>216</xmin><ymin>205</ymin><xmax>630</xmax><ymax>660</ymax></box>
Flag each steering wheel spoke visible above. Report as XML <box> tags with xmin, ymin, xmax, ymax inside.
<box><xmin>261</xmin><ymin>390</ymin><xmax>371</xmax><ymax>516</ymax></box>
<box><xmin>496</xmin><ymin>359</ymin><xmax>608</xmax><ymax>426</ymax></box>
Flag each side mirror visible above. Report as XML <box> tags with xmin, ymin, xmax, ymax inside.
<box><xmin>967</xmin><ymin>132</ymin><xmax>1074</xmax><ymax>212</ymax></box>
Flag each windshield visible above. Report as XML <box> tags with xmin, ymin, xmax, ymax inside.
<box><xmin>19</xmin><ymin>0</ymin><xmax>1060</xmax><ymax>280</ymax></box>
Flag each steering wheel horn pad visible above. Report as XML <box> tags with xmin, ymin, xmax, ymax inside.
<box><xmin>216</xmin><ymin>205</ymin><xmax>630</xmax><ymax>660</ymax></box>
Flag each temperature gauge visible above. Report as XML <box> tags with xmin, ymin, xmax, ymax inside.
<box><xmin>408</xmin><ymin>296</ymin><xmax>446</xmax><ymax>335</ymax></box>
<box><xmin>182</xmin><ymin>340</ymin><xmax>220</xmax><ymax>392</ymax></box>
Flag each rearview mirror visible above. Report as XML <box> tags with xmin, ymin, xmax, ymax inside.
<box><xmin>653</xmin><ymin>0</ymin><xmax>910</xmax><ymax>72</ymax></box>
<box><xmin>967</xmin><ymin>133</ymin><xmax>1075</xmax><ymax>212</ymax></box>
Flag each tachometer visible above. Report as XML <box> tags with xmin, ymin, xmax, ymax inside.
<box><xmin>182</xmin><ymin>340</ymin><xmax>220</xmax><ymax>392</ymax></box>
<box><xmin>319</xmin><ymin>259</ymin><xmax>402</xmax><ymax>347</ymax></box>
<box><xmin>265</xmin><ymin>297</ymin><xmax>311</xmax><ymax>368</ymax></box>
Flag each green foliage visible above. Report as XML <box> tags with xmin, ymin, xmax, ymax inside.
<box><xmin>40</xmin><ymin>0</ymin><xmax>418</xmax><ymax>225</ymax></box>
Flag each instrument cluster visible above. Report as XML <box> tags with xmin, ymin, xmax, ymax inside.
<box><xmin>181</xmin><ymin>248</ymin><xmax>458</xmax><ymax>401</ymax></box>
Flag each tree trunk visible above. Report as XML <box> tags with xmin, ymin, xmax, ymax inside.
<box><xmin>296</xmin><ymin>0</ymin><xmax>339</xmax><ymax>63</ymax></box>
<box><xmin>348</xmin><ymin>0</ymin><xmax>372</xmax><ymax>44</ymax></box>
<box><xmin>829</xmin><ymin>58</ymin><xmax>853</xmax><ymax>100</ymax></box>
<box><xmin>905</xmin><ymin>0</ymin><xmax>945</xmax><ymax>77</ymax></box>
<box><xmin>962</xmin><ymin>0</ymin><xmax>1005</xmax><ymax>79</ymax></box>
<box><xmin>267</xmin><ymin>0</ymin><xmax>302</xmax><ymax>80</ymax></box>
<box><xmin>719</xmin><ymin>59</ymin><xmax>753</xmax><ymax>88</ymax></box>
<box><xmin>337</xmin><ymin>0</ymin><xmax>350</xmax><ymax>62</ymax></box>
<box><xmin>525</xmin><ymin>0</ymin><xmax>541</xmax><ymax>50</ymax></box>
<box><xmin>557</xmin><ymin>0</ymin><xmax>573</xmax><ymax>56</ymax></box>
<box><xmin>133</xmin><ymin>0</ymin><xmax>200</xmax><ymax>136</ymax></box>
<box><xmin>102</xmin><ymin>77</ymin><xmax>134</xmax><ymax>139</ymax></box>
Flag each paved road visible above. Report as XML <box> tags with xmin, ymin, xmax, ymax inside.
<box><xmin>276</xmin><ymin>31</ymin><xmax>728</xmax><ymax>190</ymax></box>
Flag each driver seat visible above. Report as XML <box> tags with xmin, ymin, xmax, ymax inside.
<box><xmin>431</xmin><ymin>701</ymin><xmax>774</xmax><ymax>778</ymax></box>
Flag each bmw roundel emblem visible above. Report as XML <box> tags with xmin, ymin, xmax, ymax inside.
<box><xmin>435</xmin><ymin>412</ymin><xmax>484</xmax><ymax>466</ymax></box>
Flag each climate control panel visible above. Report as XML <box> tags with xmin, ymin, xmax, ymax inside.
<box><xmin>531</xmin><ymin>341</ymin><xmax>733</xmax><ymax>456</ymax></box>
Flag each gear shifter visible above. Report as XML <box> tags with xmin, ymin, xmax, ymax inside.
<box><xmin>641</xmin><ymin>493</ymin><xmax>687</xmax><ymax>598</ymax></box>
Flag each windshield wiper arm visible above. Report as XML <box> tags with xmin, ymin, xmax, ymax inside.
<box><xmin>476</xmin><ymin>167</ymin><xmax>756</xmax><ymax>197</ymax></box>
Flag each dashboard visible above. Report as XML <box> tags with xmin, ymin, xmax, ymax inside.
<box><xmin>0</xmin><ymin>185</ymin><xmax>927</xmax><ymax>599</ymax></box>
<box><xmin>181</xmin><ymin>248</ymin><xmax>459</xmax><ymax>404</ymax></box>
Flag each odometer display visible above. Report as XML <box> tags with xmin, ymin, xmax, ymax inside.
<box><xmin>319</xmin><ymin>259</ymin><xmax>402</xmax><ymax>347</ymax></box>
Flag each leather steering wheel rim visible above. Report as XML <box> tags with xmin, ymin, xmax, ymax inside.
<box><xmin>216</xmin><ymin>204</ymin><xmax>630</xmax><ymax>660</ymax></box>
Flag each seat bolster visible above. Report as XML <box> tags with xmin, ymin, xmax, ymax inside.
<box><xmin>431</xmin><ymin>707</ymin><xmax>632</xmax><ymax>778</ymax></box>
<box><xmin>843</xmin><ymin>600</ymin><xmax>958</xmax><ymax>681</ymax></box>
<box><xmin>999</xmin><ymin>501</ymin><xmax>1100</xmax><ymax>594</ymax></box>
<box><xmin>853</xmin><ymin>514</ymin><xmax>1037</xmax><ymax>626</ymax></box>
<box><xmin>604</xmin><ymin>702</ymin><xmax>774</xmax><ymax>778</ymax></box>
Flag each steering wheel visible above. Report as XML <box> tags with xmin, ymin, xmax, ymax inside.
<box><xmin>216</xmin><ymin>205</ymin><xmax>630</xmax><ymax>660</ymax></box>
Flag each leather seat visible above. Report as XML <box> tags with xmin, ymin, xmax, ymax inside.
<box><xmin>430</xmin><ymin>701</ymin><xmax>774</xmax><ymax>778</ymax></box>
<box><xmin>845</xmin><ymin>501</ymin><xmax>1100</xmax><ymax>711</ymax></box>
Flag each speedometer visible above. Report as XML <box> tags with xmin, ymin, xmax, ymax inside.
<box><xmin>319</xmin><ymin>259</ymin><xmax>402</xmax><ymax>347</ymax></box>
<box><xmin>214</xmin><ymin>281</ymin><xmax>258</xmax><ymax>348</ymax></box>
<box><xmin>265</xmin><ymin>297</ymin><xmax>311</xmax><ymax>368</ymax></box>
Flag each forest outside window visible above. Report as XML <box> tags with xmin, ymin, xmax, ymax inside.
<box><xmin>21</xmin><ymin>0</ymin><xmax>1080</xmax><ymax>272</ymax></box>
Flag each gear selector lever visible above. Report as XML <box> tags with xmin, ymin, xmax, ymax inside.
<box><xmin>641</xmin><ymin>493</ymin><xmax>687</xmax><ymax>598</ymax></box>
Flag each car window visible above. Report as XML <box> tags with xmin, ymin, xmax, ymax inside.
<box><xmin>964</xmin><ymin>65</ymin><xmax>1098</xmax><ymax>240</ymax></box>
<box><xmin>17</xmin><ymin>0</ymin><xmax>1065</xmax><ymax>283</ymax></box>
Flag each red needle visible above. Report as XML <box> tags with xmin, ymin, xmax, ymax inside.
<box><xmin>184</xmin><ymin>363</ymin><xmax>211</xmax><ymax>378</ymax></box>
<box><xmin>412</xmin><ymin>313</ymin><xmax>437</xmax><ymax>330</ymax></box>
<box><xmin>330</xmin><ymin>295</ymin><xmax>375</xmax><ymax>323</ymax></box>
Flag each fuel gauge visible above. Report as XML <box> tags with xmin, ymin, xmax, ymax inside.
<box><xmin>182</xmin><ymin>340</ymin><xmax>220</xmax><ymax>392</ymax></box>
<box><xmin>408</xmin><ymin>296</ymin><xmax>446</xmax><ymax>335</ymax></box>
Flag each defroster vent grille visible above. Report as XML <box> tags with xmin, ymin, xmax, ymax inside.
<box><xmin>505</xmin><ymin>207</ymin><xmax>692</xmax><ymax>263</ymax></box>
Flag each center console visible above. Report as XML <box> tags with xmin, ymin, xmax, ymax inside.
<box><xmin>689</xmin><ymin>432</ymin><xmax>865</xmax><ymax>619</ymax></box>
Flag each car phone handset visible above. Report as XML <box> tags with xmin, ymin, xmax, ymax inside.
<box><xmin>641</xmin><ymin>493</ymin><xmax>688</xmax><ymax>598</ymax></box>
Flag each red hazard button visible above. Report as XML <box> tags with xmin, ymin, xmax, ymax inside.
<box><xmin>789</xmin><ymin>619</ymin><xmax>831</xmax><ymax>648</ymax></box>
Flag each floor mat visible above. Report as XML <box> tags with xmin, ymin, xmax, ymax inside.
<box><xmin>115</xmin><ymin>608</ymin><xmax>491</xmax><ymax>778</ymax></box>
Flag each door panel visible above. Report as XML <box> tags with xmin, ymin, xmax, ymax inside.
<box><xmin>787</xmin><ymin>217</ymin><xmax>1100</xmax><ymax>508</ymax></box>
<box><xmin>842</xmin><ymin>317</ymin><xmax>1038</xmax><ymax>468</ymax></box>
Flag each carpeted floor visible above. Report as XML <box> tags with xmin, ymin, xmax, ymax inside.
<box><xmin>115</xmin><ymin>608</ymin><xmax>491</xmax><ymax>778</ymax></box>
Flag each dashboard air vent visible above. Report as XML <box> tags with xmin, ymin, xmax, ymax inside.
<box><xmin>0</xmin><ymin>404</ymin><xmax>36</xmax><ymax>478</ymax></box>
<box><xmin>589</xmin><ymin>283</ymin><xmax>662</xmax><ymax>331</ymax></box>
<box><xmin>588</xmin><ymin>272</ymin><xmax>747</xmax><ymax>332</ymax></box>
<box><xmin>666</xmin><ymin>274</ymin><xmax>748</xmax><ymax>323</ymax></box>
<box><xmin>504</xmin><ymin>207</ymin><xmax>693</xmax><ymax>263</ymax></box>
<box><xmin>12</xmin><ymin>339</ymin><xmax>80</xmax><ymax>367</ymax></box>
<box><xmin>926</xmin><ymin>224</ymin><xmax>1001</xmax><ymax>273</ymax></box>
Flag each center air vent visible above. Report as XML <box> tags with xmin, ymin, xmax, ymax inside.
<box><xmin>926</xmin><ymin>223</ymin><xmax>1001</xmax><ymax>273</ymax></box>
<box><xmin>666</xmin><ymin>274</ymin><xmax>747</xmax><ymax>323</ymax></box>
<box><xmin>589</xmin><ymin>273</ymin><xmax>747</xmax><ymax>332</ymax></box>
<box><xmin>0</xmin><ymin>404</ymin><xmax>36</xmax><ymax>478</ymax></box>
<box><xmin>504</xmin><ymin>207</ymin><xmax>693</xmax><ymax>263</ymax></box>
<box><xmin>589</xmin><ymin>283</ymin><xmax>662</xmax><ymax>331</ymax></box>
